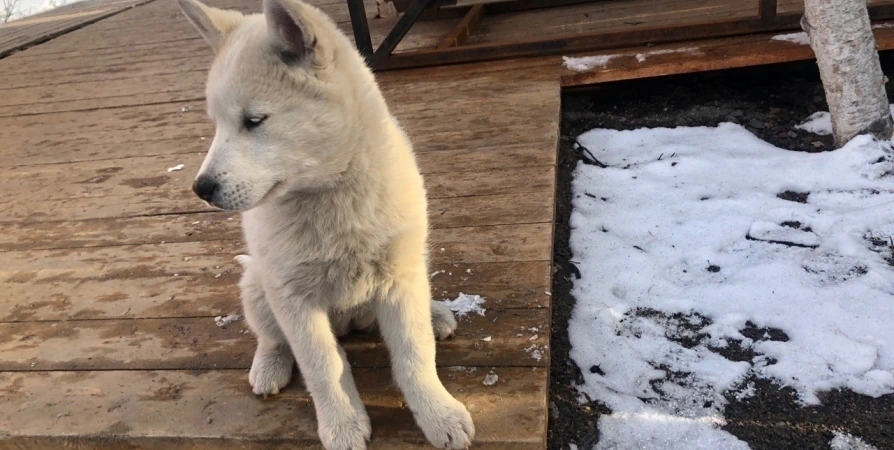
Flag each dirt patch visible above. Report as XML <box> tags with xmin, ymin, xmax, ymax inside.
<box><xmin>550</xmin><ymin>55</ymin><xmax>894</xmax><ymax>449</ymax></box>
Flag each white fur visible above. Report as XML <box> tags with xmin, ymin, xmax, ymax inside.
<box><xmin>178</xmin><ymin>0</ymin><xmax>473</xmax><ymax>448</ymax></box>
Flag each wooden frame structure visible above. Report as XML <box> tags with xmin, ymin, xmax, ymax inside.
<box><xmin>347</xmin><ymin>0</ymin><xmax>894</xmax><ymax>70</ymax></box>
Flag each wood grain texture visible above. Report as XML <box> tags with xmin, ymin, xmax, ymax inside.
<box><xmin>0</xmin><ymin>367</ymin><xmax>547</xmax><ymax>449</ymax></box>
<box><xmin>0</xmin><ymin>0</ymin><xmax>563</xmax><ymax>448</ymax></box>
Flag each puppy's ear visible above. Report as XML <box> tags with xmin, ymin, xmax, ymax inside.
<box><xmin>177</xmin><ymin>0</ymin><xmax>245</xmax><ymax>52</ymax></box>
<box><xmin>264</xmin><ymin>0</ymin><xmax>316</xmax><ymax>65</ymax></box>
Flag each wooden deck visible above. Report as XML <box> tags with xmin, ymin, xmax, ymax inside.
<box><xmin>0</xmin><ymin>0</ymin><xmax>558</xmax><ymax>448</ymax></box>
<box><xmin>4</xmin><ymin>0</ymin><xmax>894</xmax><ymax>447</ymax></box>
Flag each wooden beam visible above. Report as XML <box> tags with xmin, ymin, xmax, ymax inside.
<box><xmin>438</xmin><ymin>4</ymin><xmax>485</xmax><ymax>49</ymax></box>
<box><xmin>759</xmin><ymin>0</ymin><xmax>778</xmax><ymax>26</ymax></box>
<box><xmin>378</xmin><ymin>15</ymin><xmax>804</xmax><ymax>70</ymax></box>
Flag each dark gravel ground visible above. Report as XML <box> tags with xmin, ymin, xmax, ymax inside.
<box><xmin>549</xmin><ymin>54</ymin><xmax>894</xmax><ymax>450</ymax></box>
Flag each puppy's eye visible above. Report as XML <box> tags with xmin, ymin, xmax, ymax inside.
<box><xmin>243</xmin><ymin>115</ymin><xmax>268</xmax><ymax>130</ymax></box>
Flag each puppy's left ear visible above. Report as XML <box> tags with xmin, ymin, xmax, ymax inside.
<box><xmin>177</xmin><ymin>0</ymin><xmax>244</xmax><ymax>52</ymax></box>
<box><xmin>264</xmin><ymin>0</ymin><xmax>316</xmax><ymax>65</ymax></box>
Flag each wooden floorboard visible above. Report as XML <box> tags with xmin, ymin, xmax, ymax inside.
<box><xmin>0</xmin><ymin>0</ymin><xmax>559</xmax><ymax>448</ymax></box>
<box><xmin>14</xmin><ymin>0</ymin><xmax>894</xmax><ymax>448</ymax></box>
<box><xmin>559</xmin><ymin>21</ymin><xmax>894</xmax><ymax>87</ymax></box>
<box><xmin>0</xmin><ymin>0</ymin><xmax>152</xmax><ymax>58</ymax></box>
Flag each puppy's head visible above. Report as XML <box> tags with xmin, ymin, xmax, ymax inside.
<box><xmin>179</xmin><ymin>0</ymin><xmax>357</xmax><ymax>211</ymax></box>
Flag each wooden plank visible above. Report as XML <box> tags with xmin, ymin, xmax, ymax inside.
<box><xmin>0</xmin><ymin>0</ymin><xmax>150</xmax><ymax>58</ymax></box>
<box><xmin>465</xmin><ymin>0</ymin><xmax>756</xmax><ymax>45</ymax></box>
<box><xmin>0</xmin><ymin>308</ymin><xmax>548</xmax><ymax>370</ymax></box>
<box><xmin>559</xmin><ymin>22</ymin><xmax>894</xmax><ymax>87</ymax></box>
<box><xmin>0</xmin><ymin>190</ymin><xmax>552</xmax><ymax>250</ymax></box>
<box><xmin>0</xmin><ymin>253</ymin><xmax>550</xmax><ymax>321</ymax></box>
<box><xmin>438</xmin><ymin>4</ymin><xmax>485</xmax><ymax>49</ymax></box>
<box><xmin>0</xmin><ymin>160</ymin><xmax>554</xmax><ymax>222</ymax></box>
<box><xmin>0</xmin><ymin>367</ymin><xmax>546</xmax><ymax>449</ymax></box>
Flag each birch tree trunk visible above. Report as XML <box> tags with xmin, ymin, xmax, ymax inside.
<box><xmin>803</xmin><ymin>0</ymin><xmax>893</xmax><ymax>147</ymax></box>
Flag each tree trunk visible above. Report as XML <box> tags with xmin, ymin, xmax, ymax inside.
<box><xmin>803</xmin><ymin>0</ymin><xmax>893</xmax><ymax>147</ymax></box>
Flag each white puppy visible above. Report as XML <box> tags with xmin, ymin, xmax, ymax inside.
<box><xmin>177</xmin><ymin>0</ymin><xmax>474</xmax><ymax>448</ymax></box>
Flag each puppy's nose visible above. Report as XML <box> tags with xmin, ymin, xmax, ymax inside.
<box><xmin>192</xmin><ymin>176</ymin><xmax>219</xmax><ymax>203</ymax></box>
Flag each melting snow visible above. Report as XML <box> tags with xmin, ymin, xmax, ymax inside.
<box><xmin>214</xmin><ymin>314</ymin><xmax>242</xmax><ymax>327</ymax></box>
<box><xmin>634</xmin><ymin>47</ymin><xmax>701</xmax><ymax>63</ymax></box>
<box><xmin>772</xmin><ymin>32</ymin><xmax>810</xmax><ymax>45</ymax></box>
<box><xmin>438</xmin><ymin>293</ymin><xmax>486</xmax><ymax>318</ymax></box>
<box><xmin>563</xmin><ymin>55</ymin><xmax>620</xmax><ymax>72</ymax></box>
<box><xmin>167</xmin><ymin>164</ymin><xmax>185</xmax><ymax>172</ymax></box>
<box><xmin>796</xmin><ymin>105</ymin><xmax>894</xmax><ymax>136</ymax></box>
<box><xmin>830</xmin><ymin>432</ymin><xmax>880</xmax><ymax>450</ymax></box>
<box><xmin>570</xmin><ymin>123</ymin><xmax>894</xmax><ymax>448</ymax></box>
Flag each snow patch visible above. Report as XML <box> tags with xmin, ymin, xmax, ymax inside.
<box><xmin>571</xmin><ymin>123</ymin><xmax>894</xmax><ymax>448</ymax></box>
<box><xmin>635</xmin><ymin>47</ymin><xmax>701</xmax><ymax>63</ymax></box>
<box><xmin>483</xmin><ymin>372</ymin><xmax>499</xmax><ymax>386</ymax></box>
<box><xmin>772</xmin><ymin>32</ymin><xmax>810</xmax><ymax>45</ymax></box>
<box><xmin>563</xmin><ymin>55</ymin><xmax>620</xmax><ymax>72</ymax></box>
<box><xmin>830</xmin><ymin>432</ymin><xmax>879</xmax><ymax>450</ymax></box>
<box><xmin>214</xmin><ymin>314</ymin><xmax>242</xmax><ymax>327</ymax></box>
<box><xmin>438</xmin><ymin>293</ymin><xmax>486</xmax><ymax>318</ymax></box>
<box><xmin>796</xmin><ymin>105</ymin><xmax>894</xmax><ymax>136</ymax></box>
<box><xmin>595</xmin><ymin>412</ymin><xmax>750</xmax><ymax>450</ymax></box>
<box><xmin>167</xmin><ymin>164</ymin><xmax>185</xmax><ymax>172</ymax></box>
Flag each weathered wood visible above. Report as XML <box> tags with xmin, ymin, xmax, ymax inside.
<box><xmin>0</xmin><ymin>367</ymin><xmax>546</xmax><ymax>449</ymax></box>
<box><xmin>560</xmin><ymin>23</ymin><xmax>894</xmax><ymax>87</ymax></box>
<box><xmin>0</xmin><ymin>154</ymin><xmax>552</xmax><ymax>208</ymax></box>
<box><xmin>0</xmin><ymin>309</ymin><xmax>549</xmax><ymax>370</ymax></box>
<box><xmin>0</xmin><ymin>193</ymin><xmax>552</xmax><ymax>256</ymax></box>
<box><xmin>0</xmin><ymin>254</ymin><xmax>550</xmax><ymax>321</ymax></box>
<box><xmin>0</xmin><ymin>0</ymin><xmax>149</xmax><ymax>58</ymax></box>
<box><xmin>438</xmin><ymin>4</ymin><xmax>484</xmax><ymax>49</ymax></box>
<box><xmin>0</xmin><ymin>0</ymin><xmax>561</xmax><ymax>448</ymax></box>
<box><xmin>0</xmin><ymin>191</ymin><xmax>552</xmax><ymax>250</ymax></box>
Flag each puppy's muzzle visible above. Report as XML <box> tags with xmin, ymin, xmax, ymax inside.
<box><xmin>192</xmin><ymin>175</ymin><xmax>219</xmax><ymax>203</ymax></box>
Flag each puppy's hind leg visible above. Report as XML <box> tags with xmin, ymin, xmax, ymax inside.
<box><xmin>430</xmin><ymin>300</ymin><xmax>458</xmax><ymax>340</ymax></box>
<box><xmin>236</xmin><ymin>255</ymin><xmax>295</xmax><ymax>396</ymax></box>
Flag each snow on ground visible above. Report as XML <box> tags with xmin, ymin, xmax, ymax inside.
<box><xmin>772</xmin><ymin>32</ymin><xmax>810</xmax><ymax>45</ymax></box>
<box><xmin>563</xmin><ymin>55</ymin><xmax>620</xmax><ymax>72</ymax></box>
<box><xmin>214</xmin><ymin>313</ymin><xmax>242</xmax><ymax>327</ymax></box>
<box><xmin>831</xmin><ymin>432</ymin><xmax>880</xmax><ymax>450</ymax></box>
<box><xmin>796</xmin><ymin>105</ymin><xmax>894</xmax><ymax>136</ymax></box>
<box><xmin>3</xmin><ymin>0</ymin><xmax>87</xmax><ymax>22</ymax></box>
<box><xmin>439</xmin><ymin>293</ymin><xmax>486</xmax><ymax>319</ymax></box>
<box><xmin>569</xmin><ymin>122</ymin><xmax>894</xmax><ymax>448</ymax></box>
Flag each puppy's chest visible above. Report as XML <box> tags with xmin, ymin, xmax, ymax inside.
<box><xmin>242</xmin><ymin>204</ymin><xmax>393</xmax><ymax>304</ymax></box>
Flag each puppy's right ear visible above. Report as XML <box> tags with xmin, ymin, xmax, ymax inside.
<box><xmin>177</xmin><ymin>0</ymin><xmax>245</xmax><ymax>52</ymax></box>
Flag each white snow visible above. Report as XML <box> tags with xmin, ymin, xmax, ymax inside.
<box><xmin>772</xmin><ymin>32</ymin><xmax>811</xmax><ymax>45</ymax></box>
<box><xmin>634</xmin><ymin>47</ymin><xmax>701</xmax><ymax>63</ymax></box>
<box><xmin>563</xmin><ymin>55</ymin><xmax>620</xmax><ymax>72</ymax></box>
<box><xmin>596</xmin><ymin>413</ymin><xmax>750</xmax><ymax>450</ymax></box>
<box><xmin>830</xmin><ymin>432</ymin><xmax>879</xmax><ymax>450</ymax></box>
<box><xmin>3</xmin><ymin>0</ymin><xmax>86</xmax><ymax>22</ymax></box>
<box><xmin>796</xmin><ymin>111</ymin><xmax>833</xmax><ymax>135</ymax></box>
<box><xmin>796</xmin><ymin>105</ymin><xmax>894</xmax><ymax>136</ymax></box>
<box><xmin>214</xmin><ymin>314</ymin><xmax>242</xmax><ymax>327</ymax></box>
<box><xmin>570</xmin><ymin>123</ymin><xmax>894</xmax><ymax>448</ymax></box>
<box><xmin>167</xmin><ymin>163</ymin><xmax>185</xmax><ymax>172</ymax></box>
<box><xmin>438</xmin><ymin>293</ymin><xmax>486</xmax><ymax>319</ymax></box>
<box><xmin>483</xmin><ymin>372</ymin><xmax>499</xmax><ymax>386</ymax></box>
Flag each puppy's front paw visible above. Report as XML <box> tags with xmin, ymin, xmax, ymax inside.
<box><xmin>318</xmin><ymin>409</ymin><xmax>372</xmax><ymax>450</ymax></box>
<box><xmin>416</xmin><ymin>397</ymin><xmax>475</xmax><ymax>449</ymax></box>
<box><xmin>248</xmin><ymin>346</ymin><xmax>294</xmax><ymax>396</ymax></box>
